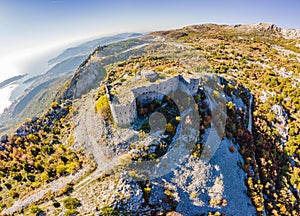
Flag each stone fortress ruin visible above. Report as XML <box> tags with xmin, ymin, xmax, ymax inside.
<box><xmin>105</xmin><ymin>69</ymin><xmax>202</xmax><ymax>127</ymax></box>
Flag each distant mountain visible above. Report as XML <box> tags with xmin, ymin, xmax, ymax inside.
<box><xmin>0</xmin><ymin>74</ymin><xmax>27</xmax><ymax>89</ymax></box>
<box><xmin>46</xmin><ymin>55</ymin><xmax>87</xmax><ymax>76</ymax></box>
<box><xmin>0</xmin><ymin>32</ymin><xmax>143</xmax><ymax>134</ymax></box>
<box><xmin>48</xmin><ymin>33</ymin><xmax>142</xmax><ymax>65</ymax></box>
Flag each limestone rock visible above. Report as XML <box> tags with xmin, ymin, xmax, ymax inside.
<box><xmin>141</xmin><ymin>69</ymin><xmax>158</xmax><ymax>82</ymax></box>
<box><xmin>111</xmin><ymin>174</ymin><xmax>145</xmax><ymax>212</ymax></box>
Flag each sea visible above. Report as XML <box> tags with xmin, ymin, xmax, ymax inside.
<box><xmin>0</xmin><ymin>33</ymin><xmax>114</xmax><ymax>115</ymax></box>
<box><xmin>0</xmin><ymin>45</ymin><xmax>67</xmax><ymax>114</ymax></box>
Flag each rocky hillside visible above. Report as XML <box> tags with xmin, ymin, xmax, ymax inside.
<box><xmin>0</xmin><ymin>33</ymin><xmax>142</xmax><ymax>137</ymax></box>
<box><xmin>0</xmin><ymin>23</ymin><xmax>299</xmax><ymax>216</ymax></box>
<box><xmin>230</xmin><ymin>23</ymin><xmax>300</xmax><ymax>39</ymax></box>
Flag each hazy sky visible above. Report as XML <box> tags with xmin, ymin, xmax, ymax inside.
<box><xmin>0</xmin><ymin>0</ymin><xmax>299</xmax><ymax>76</ymax></box>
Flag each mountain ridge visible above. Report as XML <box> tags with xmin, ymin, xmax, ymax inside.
<box><xmin>48</xmin><ymin>33</ymin><xmax>143</xmax><ymax>65</ymax></box>
<box><xmin>0</xmin><ymin>33</ymin><xmax>143</xmax><ymax>136</ymax></box>
<box><xmin>0</xmin><ymin>23</ymin><xmax>299</xmax><ymax>215</ymax></box>
<box><xmin>231</xmin><ymin>22</ymin><xmax>300</xmax><ymax>39</ymax></box>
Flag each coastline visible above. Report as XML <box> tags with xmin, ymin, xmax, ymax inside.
<box><xmin>0</xmin><ymin>84</ymin><xmax>18</xmax><ymax>114</ymax></box>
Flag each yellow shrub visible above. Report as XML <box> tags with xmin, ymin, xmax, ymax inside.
<box><xmin>95</xmin><ymin>95</ymin><xmax>112</xmax><ymax>120</ymax></box>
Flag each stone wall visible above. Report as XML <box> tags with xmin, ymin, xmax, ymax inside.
<box><xmin>110</xmin><ymin>101</ymin><xmax>137</xmax><ymax>127</ymax></box>
<box><xmin>107</xmin><ymin>75</ymin><xmax>201</xmax><ymax>127</ymax></box>
<box><xmin>105</xmin><ymin>85</ymin><xmax>137</xmax><ymax>127</ymax></box>
<box><xmin>132</xmin><ymin>76</ymin><xmax>180</xmax><ymax>103</ymax></box>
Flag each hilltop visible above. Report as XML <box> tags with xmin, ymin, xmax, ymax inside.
<box><xmin>0</xmin><ymin>23</ymin><xmax>299</xmax><ymax>215</ymax></box>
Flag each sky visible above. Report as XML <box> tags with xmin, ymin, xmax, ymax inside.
<box><xmin>0</xmin><ymin>0</ymin><xmax>300</xmax><ymax>78</ymax></box>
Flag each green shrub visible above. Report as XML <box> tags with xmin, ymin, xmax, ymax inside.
<box><xmin>27</xmin><ymin>173</ymin><xmax>36</xmax><ymax>182</ymax></box>
<box><xmin>29</xmin><ymin>205</ymin><xmax>43</xmax><ymax>215</ymax></box>
<box><xmin>63</xmin><ymin>197</ymin><xmax>81</xmax><ymax>209</ymax></box>
<box><xmin>101</xmin><ymin>205</ymin><xmax>117</xmax><ymax>216</ymax></box>
<box><xmin>194</xmin><ymin>94</ymin><xmax>201</xmax><ymax>103</ymax></box>
<box><xmin>27</xmin><ymin>134</ymin><xmax>39</xmax><ymax>143</ymax></box>
<box><xmin>166</xmin><ymin>123</ymin><xmax>175</xmax><ymax>135</ymax></box>
<box><xmin>65</xmin><ymin>209</ymin><xmax>78</xmax><ymax>216</ymax></box>
<box><xmin>53</xmin><ymin>200</ymin><xmax>61</xmax><ymax>208</ymax></box>
<box><xmin>4</xmin><ymin>183</ymin><xmax>12</xmax><ymax>190</ymax></box>
<box><xmin>226</xmin><ymin>101</ymin><xmax>235</xmax><ymax>111</ymax></box>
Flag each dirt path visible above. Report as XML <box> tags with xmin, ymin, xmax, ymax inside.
<box><xmin>73</xmin><ymin>90</ymin><xmax>120</xmax><ymax>170</ymax></box>
<box><xmin>1</xmin><ymin>166</ymin><xmax>90</xmax><ymax>215</ymax></box>
<box><xmin>1</xmin><ymin>91</ymin><xmax>107</xmax><ymax>215</ymax></box>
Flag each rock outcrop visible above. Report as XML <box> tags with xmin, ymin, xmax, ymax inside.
<box><xmin>60</xmin><ymin>49</ymin><xmax>105</xmax><ymax>101</ymax></box>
